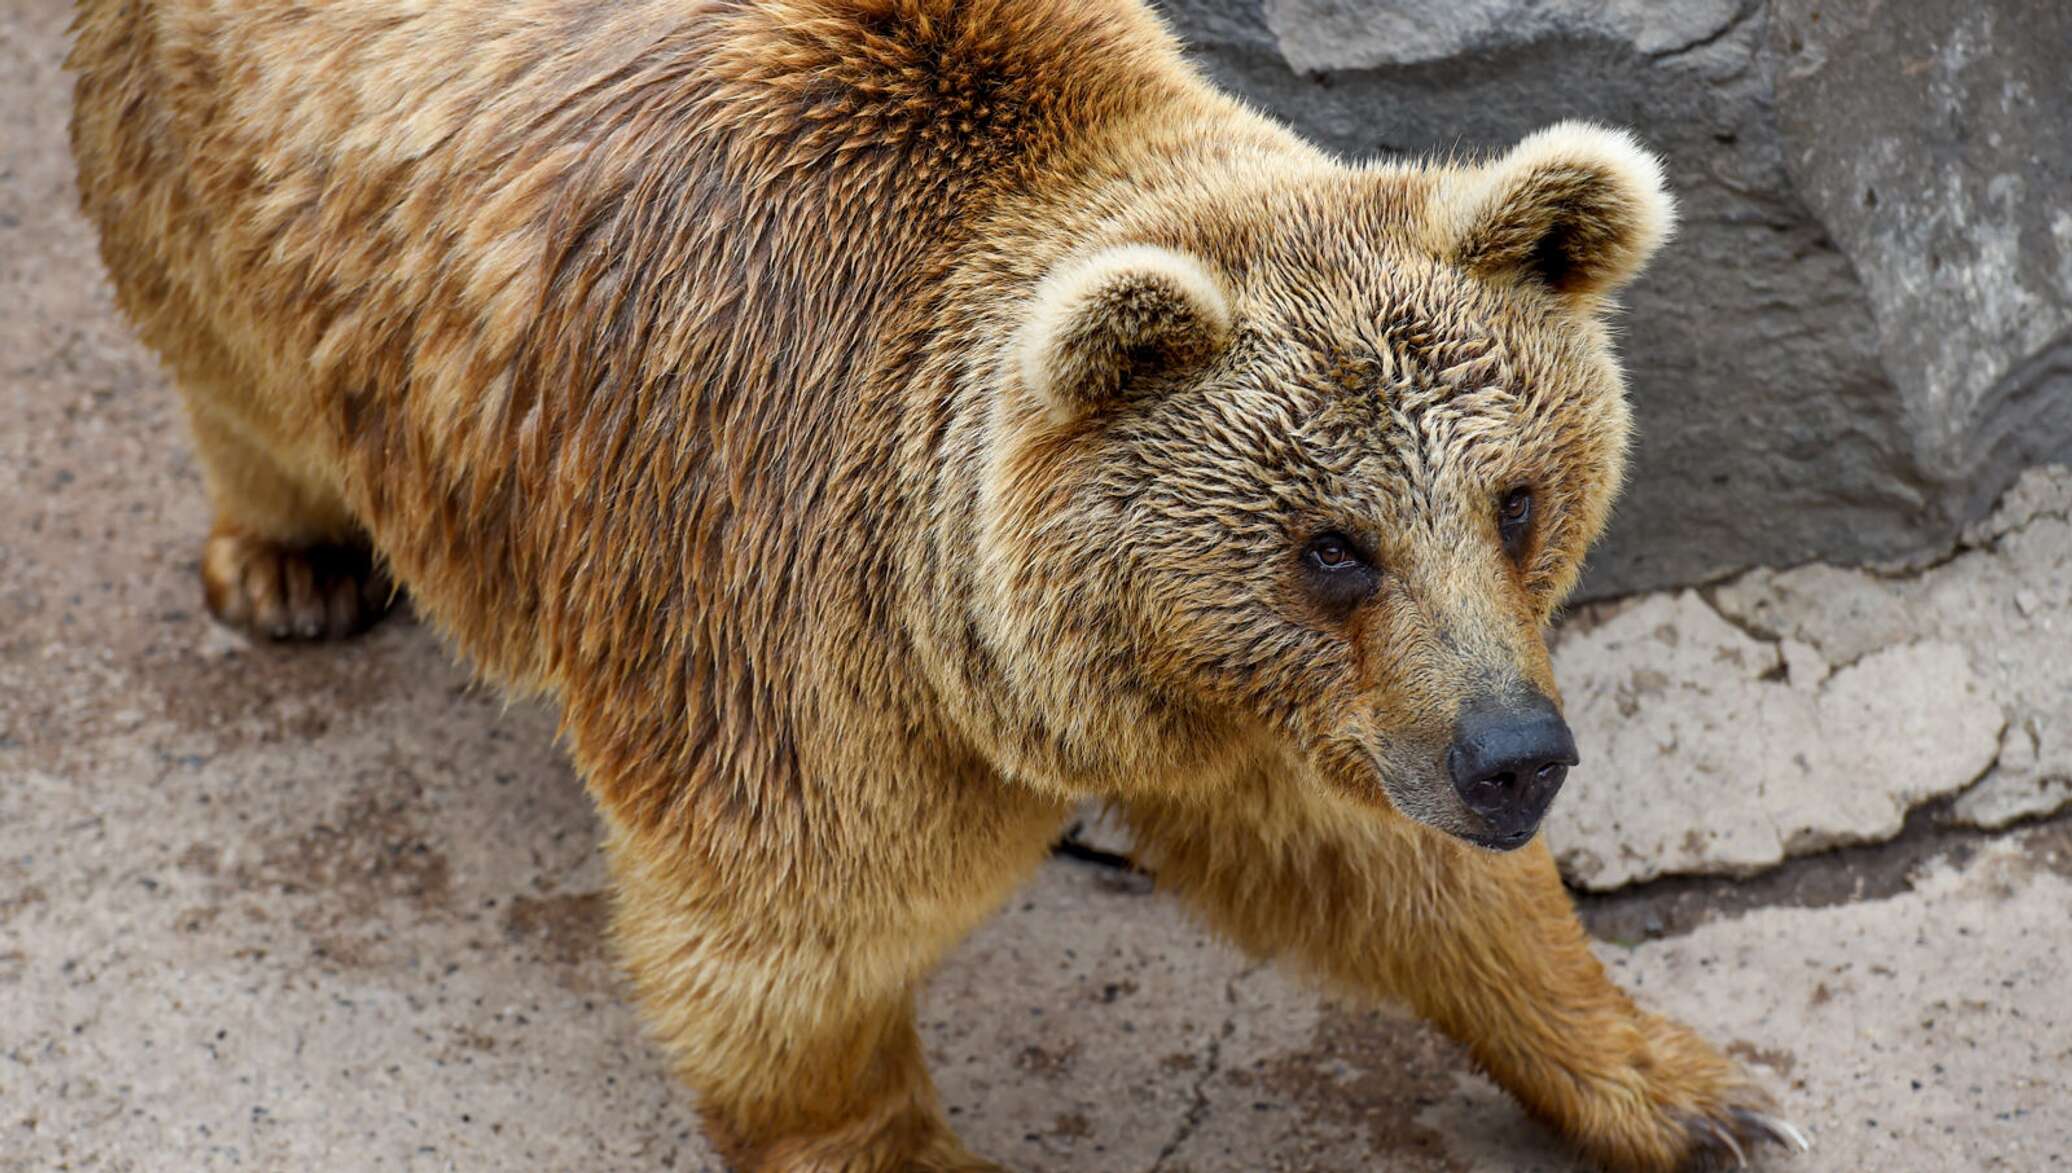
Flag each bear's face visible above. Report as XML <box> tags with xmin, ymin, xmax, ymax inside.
<box><xmin>984</xmin><ymin>124</ymin><xmax>1672</xmax><ymax>847</ymax></box>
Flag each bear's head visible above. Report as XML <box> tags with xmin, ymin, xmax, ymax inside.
<box><xmin>976</xmin><ymin>122</ymin><xmax>1673</xmax><ymax>849</ymax></box>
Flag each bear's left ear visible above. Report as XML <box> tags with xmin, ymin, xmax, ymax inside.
<box><xmin>1017</xmin><ymin>244</ymin><xmax>1232</xmax><ymax>420</ymax></box>
<box><xmin>1435</xmin><ymin>122</ymin><xmax>1676</xmax><ymax>310</ymax></box>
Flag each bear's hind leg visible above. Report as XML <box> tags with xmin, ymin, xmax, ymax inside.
<box><xmin>184</xmin><ymin>397</ymin><xmax>393</xmax><ymax>641</ymax></box>
<box><xmin>1123</xmin><ymin>776</ymin><xmax>1808</xmax><ymax>1172</ymax></box>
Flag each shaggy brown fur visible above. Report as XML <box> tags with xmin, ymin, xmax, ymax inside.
<box><xmin>70</xmin><ymin>1</ymin><xmax>1805</xmax><ymax>1168</ymax></box>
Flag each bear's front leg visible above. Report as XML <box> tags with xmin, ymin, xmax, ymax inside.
<box><xmin>1125</xmin><ymin>777</ymin><xmax>1807</xmax><ymax>1172</ymax></box>
<box><xmin>1377</xmin><ymin>837</ymin><xmax>1807</xmax><ymax>1171</ymax></box>
<box><xmin>598</xmin><ymin>778</ymin><xmax>1064</xmax><ymax>1172</ymax></box>
<box><xmin>604</xmin><ymin>814</ymin><xmax>1000</xmax><ymax>1172</ymax></box>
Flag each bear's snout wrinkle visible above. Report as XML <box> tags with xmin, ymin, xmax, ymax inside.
<box><xmin>1446</xmin><ymin>690</ymin><xmax>1577</xmax><ymax>849</ymax></box>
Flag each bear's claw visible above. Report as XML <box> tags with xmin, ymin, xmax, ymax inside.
<box><xmin>1731</xmin><ymin>1107</ymin><xmax>1811</xmax><ymax>1155</ymax></box>
<box><xmin>1681</xmin><ymin>1103</ymin><xmax>1810</xmax><ymax>1170</ymax></box>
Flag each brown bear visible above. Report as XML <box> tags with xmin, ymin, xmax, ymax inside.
<box><xmin>69</xmin><ymin>0</ymin><xmax>1808</xmax><ymax>1168</ymax></box>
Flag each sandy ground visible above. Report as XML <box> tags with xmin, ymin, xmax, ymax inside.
<box><xmin>4</xmin><ymin>2</ymin><xmax>2068</xmax><ymax>1169</ymax></box>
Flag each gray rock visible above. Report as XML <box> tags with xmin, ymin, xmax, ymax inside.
<box><xmin>1544</xmin><ymin>593</ymin><xmax>2003</xmax><ymax>889</ymax></box>
<box><xmin>1770</xmin><ymin>1</ymin><xmax>2072</xmax><ymax>501</ymax></box>
<box><xmin>1786</xmin><ymin>641</ymin><xmax>2003</xmax><ymax>847</ymax></box>
<box><xmin>1152</xmin><ymin>0</ymin><xmax>2072</xmax><ymax>597</ymax></box>
<box><xmin>1261</xmin><ymin>0</ymin><xmax>1745</xmax><ymax>71</ymax></box>
<box><xmin>1956</xmin><ymin>718</ymin><xmax>2072</xmax><ymax>830</ymax></box>
<box><xmin>1715</xmin><ymin>465</ymin><xmax>2072</xmax><ymax>833</ymax></box>
<box><xmin>1545</xmin><ymin>592</ymin><xmax>1790</xmax><ymax>887</ymax></box>
<box><xmin>1545</xmin><ymin>467</ymin><xmax>2069</xmax><ymax>890</ymax></box>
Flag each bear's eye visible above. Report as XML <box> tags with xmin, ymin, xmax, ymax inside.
<box><xmin>1497</xmin><ymin>488</ymin><xmax>1534</xmax><ymax>560</ymax></box>
<box><xmin>1305</xmin><ymin>533</ymin><xmax>1366</xmax><ymax>573</ymax></box>
<box><xmin>1300</xmin><ymin>532</ymin><xmax>1380</xmax><ymax>613</ymax></box>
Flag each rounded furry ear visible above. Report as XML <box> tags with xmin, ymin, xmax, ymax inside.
<box><xmin>1017</xmin><ymin>245</ymin><xmax>1232</xmax><ymax>419</ymax></box>
<box><xmin>1437</xmin><ymin>122</ymin><xmax>1676</xmax><ymax>309</ymax></box>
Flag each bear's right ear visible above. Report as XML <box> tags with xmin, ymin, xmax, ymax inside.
<box><xmin>1017</xmin><ymin>245</ymin><xmax>1232</xmax><ymax>420</ymax></box>
<box><xmin>1434</xmin><ymin>122</ymin><xmax>1676</xmax><ymax>311</ymax></box>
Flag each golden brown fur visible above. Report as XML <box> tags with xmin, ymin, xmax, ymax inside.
<box><xmin>70</xmin><ymin>1</ymin><xmax>1802</xmax><ymax>1168</ymax></box>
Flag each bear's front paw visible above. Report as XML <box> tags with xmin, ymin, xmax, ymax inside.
<box><xmin>1581</xmin><ymin>1018</ymin><xmax>1809</xmax><ymax>1172</ymax></box>
<box><xmin>201</xmin><ymin>527</ymin><xmax>394</xmax><ymax>641</ymax></box>
<box><xmin>1670</xmin><ymin>1095</ymin><xmax>1810</xmax><ymax>1171</ymax></box>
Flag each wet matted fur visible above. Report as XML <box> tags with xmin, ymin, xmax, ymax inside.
<box><xmin>70</xmin><ymin>1</ymin><xmax>1804</xmax><ymax>1168</ymax></box>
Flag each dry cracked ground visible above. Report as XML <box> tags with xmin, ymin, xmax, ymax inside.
<box><xmin>4</xmin><ymin>4</ymin><xmax>2069</xmax><ymax>1171</ymax></box>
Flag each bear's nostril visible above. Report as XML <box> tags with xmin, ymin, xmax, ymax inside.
<box><xmin>1447</xmin><ymin>692</ymin><xmax>1578</xmax><ymax>829</ymax></box>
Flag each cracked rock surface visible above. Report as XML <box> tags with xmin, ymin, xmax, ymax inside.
<box><xmin>6</xmin><ymin>1</ymin><xmax>2071</xmax><ymax>1170</ymax></box>
<box><xmin>1717</xmin><ymin>467</ymin><xmax>2072</xmax><ymax>834</ymax></box>
<box><xmin>1548</xmin><ymin>466</ymin><xmax>2072</xmax><ymax>891</ymax></box>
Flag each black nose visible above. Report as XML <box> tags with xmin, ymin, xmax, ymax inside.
<box><xmin>1447</xmin><ymin>692</ymin><xmax>1578</xmax><ymax>846</ymax></box>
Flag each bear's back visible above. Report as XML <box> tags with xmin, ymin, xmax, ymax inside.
<box><xmin>69</xmin><ymin>0</ymin><xmax>1202</xmax><ymax>697</ymax></box>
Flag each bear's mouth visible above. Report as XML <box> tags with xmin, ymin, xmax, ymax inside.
<box><xmin>1460</xmin><ymin>825</ymin><xmax>1540</xmax><ymax>852</ymax></box>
